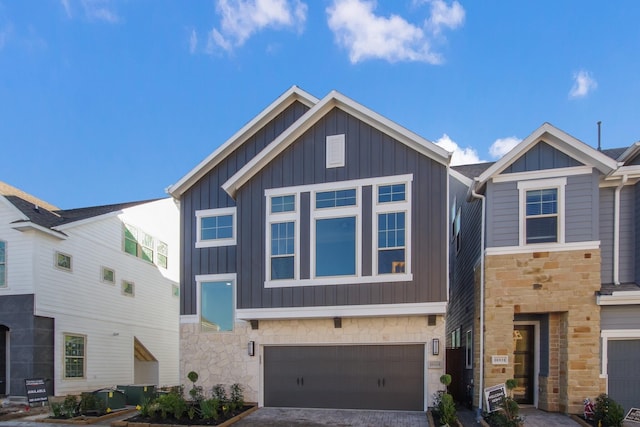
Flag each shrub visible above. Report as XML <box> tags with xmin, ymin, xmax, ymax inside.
<box><xmin>230</xmin><ymin>383</ymin><xmax>244</xmax><ymax>411</ymax></box>
<box><xmin>435</xmin><ymin>373</ymin><xmax>457</xmax><ymax>426</ymax></box>
<box><xmin>593</xmin><ymin>393</ymin><xmax>625</xmax><ymax>427</ymax></box>
<box><xmin>78</xmin><ymin>392</ymin><xmax>105</xmax><ymax>415</ymax></box>
<box><xmin>61</xmin><ymin>395</ymin><xmax>79</xmax><ymax>418</ymax></box>
<box><xmin>155</xmin><ymin>391</ymin><xmax>187</xmax><ymax>420</ymax></box>
<box><xmin>489</xmin><ymin>379</ymin><xmax>523</xmax><ymax>427</ymax></box>
<box><xmin>200</xmin><ymin>398</ymin><xmax>220</xmax><ymax>420</ymax></box>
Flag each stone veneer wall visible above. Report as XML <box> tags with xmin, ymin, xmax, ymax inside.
<box><xmin>180</xmin><ymin>315</ymin><xmax>445</xmax><ymax>408</ymax></box>
<box><xmin>478</xmin><ymin>249</ymin><xmax>605</xmax><ymax>414</ymax></box>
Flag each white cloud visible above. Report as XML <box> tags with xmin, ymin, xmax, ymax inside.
<box><xmin>209</xmin><ymin>0</ymin><xmax>307</xmax><ymax>52</ymax></box>
<box><xmin>189</xmin><ymin>29</ymin><xmax>198</xmax><ymax>54</ymax></box>
<box><xmin>423</xmin><ymin>0</ymin><xmax>465</xmax><ymax>34</ymax></box>
<box><xmin>489</xmin><ymin>136</ymin><xmax>521</xmax><ymax>159</ymax></box>
<box><xmin>63</xmin><ymin>0</ymin><xmax>119</xmax><ymax>23</ymax></box>
<box><xmin>434</xmin><ymin>134</ymin><xmax>482</xmax><ymax>166</ymax></box>
<box><xmin>569</xmin><ymin>70</ymin><xmax>597</xmax><ymax>99</ymax></box>
<box><xmin>327</xmin><ymin>0</ymin><xmax>464</xmax><ymax>64</ymax></box>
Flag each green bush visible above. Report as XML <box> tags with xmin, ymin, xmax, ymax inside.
<box><xmin>230</xmin><ymin>383</ymin><xmax>244</xmax><ymax>411</ymax></box>
<box><xmin>212</xmin><ymin>384</ymin><xmax>228</xmax><ymax>403</ymax></box>
<box><xmin>594</xmin><ymin>393</ymin><xmax>625</xmax><ymax>427</ymax></box>
<box><xmin>62</xmin><ymin>395</ymin><xmax>79</xmax><ymax>418</ymax></box>
<box><xmin>78</xmin><ymin>392</ymin><xmax>105</xmax><ymax>415</ymax></box>
<box><xmin>155</xmin><ymin>391</ymin><xmax>187</xmax><ymax>420</ymax></box>
<box><xmin>200</xmin><ymin>398</ymin><xmax>220</xmax><ymax>420</ymax></box>
<box><xmin>490</xmin><ymin>379</ymin><xmax>523</xmax><ymax>427</ymax></box>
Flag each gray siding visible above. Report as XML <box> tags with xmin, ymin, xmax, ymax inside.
<box><xmin>636</xmin><ymin>183</ymin><xmax>640</xmax><ymax>283</ymax></box>
<box><xmin>501</xmin><ymin>141</ymin><xmax>582</xmax><ymax>174</ymax></box>
<box><xmin>180</xmin><ymin>101</ymin><xmax>310</xmax><ymax>315</ymax></box>
<box><xmin>601</xmin><ymin>305</ymin><xmax>640</xmax><ymax>329</ymax></box>
<box><xmin>487</xmin><ymin>173</ymin><xmax>599</xmax><ymax>248</ymax></box>
<box><xmin>486</xmin><ymin>181</ymin><xmax>519</xmax><ymax>247</ymax></box>
<box><xmin>565</xmin><ymin>173</ymin><xmax>599</xmax><ymax>243</ymax></box>
<box><xmin>236</xmin><ymin>107</ymin><xmax>448</xmax><ymax>309</ymax></box>
<box><xmin>600</xmin><ymin>185</ymin><xmax>635</xmax><ymax>284</ymax></box>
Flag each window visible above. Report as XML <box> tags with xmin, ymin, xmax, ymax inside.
<box><xmin>101</xmin><ymin>267</ymin><xmax>115</xmax><ymax>284</ymax></box>
<box><xmin>466</xmin><ymin>330</ymin><xmax>473</xmax><ymax>369</ymax></box>
<box><xmin>172</xmin><ymin>284</ymin><xmax>180</xmax><ymax>297</ymax></box>
<box><xmin>264</xmin><ymin>174</ymin><xmax>412</xmax><ymax>288</ymax></box>
<box><xmin>195</xmin><ymin>207</ymin><xmax>237</xmax><ymax>248</ymax></box>
<box><xmin>157</xmin><ymin>241</ymin><xmax>168</xmax><ymax>269</ymax></box>
<box><xmin>451</xmin><ymin>327</ymin><xmax>461</xmax><ymax>348</ymax></box>
<box><xmin>518</xmin><ymin>178</ymin><xmax>566</xmax><ymax>246</ymax></box>
<box><xmin>198</xmin><ymin>275</ymin><xmax>235</xmax><ymax>332</ymax></box>
<box><xmin>453</xmin><ymin>208</ymin><xmax>461</xmax><ymax>254</ymax></box>
<box><xmin>123</xmin><ymin>224</ymin><xmax>168</xmax><ymax>266</ymax></box>
<box><xmin>314</xmin><ymin>188</ymin><xmax>359</xmax><ymax>278</ymax></box>
<box><xmin>122</xmin><ymin>280</ymin><xmax>135</xmax><ymax>297</ymax></box>
<box><xmin>375</xmin><ymin>182</ymin><xmax>411</xmax><ymax>276</ymax></box>
<box><xmin>266</xmin><ymin>193</ymin><xmax>298</xmax><ymax>282</ymax></box>
<box><xmin>0</xmin><ymin>241</ymin><xmax>5</xmax><ymax>287</ymax></box>
<box><xmin>55</xmin><ymin>252</ymin><xmax>72</xmax><ymax>271</ymax></box>
<box><xmin>64</xmin><ymin>334</ymin><xmax>86</xmax><ymax>379</ymax></box>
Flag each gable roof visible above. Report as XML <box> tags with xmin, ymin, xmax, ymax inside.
<box><xmin>1</xmin><ymin>181</ymin><xmax>160</xmax><ymax>236</ymax></box>
<box><xmin>613</xmin><ymin>141</ymin><xmax>640</xmax><ymax>164</ymax></box>
<box><xmin>474</xmin><ymin>122</ymin><xmax>619</xmax><ymax>190</ymax></box>
<box><xmin>167</xmin><ymin>85</ymin><xmax>319</xmax><ymax>198</ymax></box>
<box><xmin>222</xmin><ymin>89</ymin><xmax>452</xmax><ymax>198</ymax></box>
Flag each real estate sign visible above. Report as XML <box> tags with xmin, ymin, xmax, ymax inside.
<box><xmin>625</xmin><ymin>408</ymin><xmax>640</xmax><ymax>424</ymax></box>
<box><xmin>484</xmin><ymin>383</ymin><xmax>507</xmax><ymax>413</ymax></box>
<box><xmin>24</xmin><ymin>378</ymin><xmax>48</xmax><ymax>406</ymax></box>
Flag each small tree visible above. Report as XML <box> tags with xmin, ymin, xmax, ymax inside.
<box><xmin>593</xmin><ymin>393</ymin><xmax>625</xmax><ymax>427</ymax></box>
<box><xmin>437</xmin><ymin>374</ymin><xmax>457</xmax><ymax>426</ymax></box>
<box><xmin>187</xmin><ymin>371</ymin><xmax>203</xmax><ymax>402</ymax></box>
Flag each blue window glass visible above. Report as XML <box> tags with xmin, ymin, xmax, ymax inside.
<box><xmin>378</xmin><ymin>184</ymin><xmax>406</xmax><ymax>203</ymax></box>
<box><xmin>201</xmin><ymin>214</ymin><xmax>233</xmax><ymax>240</ymax></box>
<box><xmin>316</xmin><ymin>217</ymin><xmax>356</xmax><ymax>276</ymax></box>
<box><xmin>271</xmin><ymin>195</ymin><xmax>295</xmax><ymax>213</ymax></box>
<box><xmin>201</xmin><ymin>281</ymin><xmax>233</xmax><ymax>332</ymax></box>
<box><xmin>526</xmin><ymin>189</ymin><xmax>558</xmax><ymax>243</ymax></box>
<box><xmin>316</xmin><ymin>189</ymin><xmax>356</xmax><ymax>209</ymax></box>
<box><xmin>378</xmin><ymin>212</ymin><xmax>406</xmax><ymax>274</ymax></box>
<box><xmin>271</xmin><ymin>222</ymin><xmax>295</xmax><ymax>279</ymax></box>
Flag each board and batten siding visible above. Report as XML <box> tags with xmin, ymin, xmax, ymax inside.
<box><xmin>500</xmin><ymin>141</ymin><xmax>582</xmax><ymax>174</ymax></box>
<box><xmin>486</xmin><ymin>173</ymin><xmax>599</xmax><ymax>248</ymax></box>
<box><xmin>180</xmin><ymin>101</ymin><xmax>309</xmax><ymax>315</ymax></box>
<box><xmin>234</xmin><ymin>107</ymin><xmax>448</xmax><ymax>310</ymax></box>
<box><xmin>636</xmin><ymin>182</ymin><xmax>640</xmax><ymax>284</ymax></box>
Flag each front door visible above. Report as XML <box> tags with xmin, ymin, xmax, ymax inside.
<box><xmin>513</xmin><ymin>325</ymin><xmax>534</xmax><ymax>404</ymax></box>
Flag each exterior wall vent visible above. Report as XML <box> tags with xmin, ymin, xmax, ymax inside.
<box><xmin>326</xmin><ymin>134</ymin><xmax>346</xmax><ymax>168</ymax></box>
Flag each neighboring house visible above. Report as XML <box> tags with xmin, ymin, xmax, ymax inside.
<box><xmin>448</xmin><ymin>123</ymin><xmax>640</xmax><ymax>414</ymax></box>
<box><xmin>0</xmin><ymin>182</ymin><xmax>180</xmax><ymax>397</ymax></box>
<box><xmin>167</xmin><ymin>86</ymin><xmax>452</xmax><ymax>410</ymax></box>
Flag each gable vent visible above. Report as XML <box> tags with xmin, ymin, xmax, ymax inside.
<box><xmin>326</xmin><ymin>134</ymin><xmax>346</xmax><ymax>168</ymax></box>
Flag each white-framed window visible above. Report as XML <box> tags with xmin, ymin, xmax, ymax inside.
<box><xmin>55</xmin><ymin>251</ymin><xmax>72</xmax><ymax>272</ymax></box>
<box><xmin>197</xmin><ymin>273</ymin><xmax>236</xmax><ymax>332</ymax></box>
<box><xmin>122</xmin><ymin>280</ymin><xmax>135</xmax><ymax>297</ymax></box>
<box><xmin>195</xmin><ymin>207</ymin><xmax>237</xmax><ymax>248</ymax></box>
<box><xmin>374</xmin><ymin>181</ymin><xmax>412</xmax><ymax>276</ymax></box>
<box><xmin>451</xmin><ymin>327</ymin><xmax>461</xmax><ymax>348</ymax></box>
<box><xmin>264</xmin><ymin>174</ymin><xmax>413</xmax><ymax>288</ymax></box>
<box><xmin>123</xmin><ymin>224</ymin><xmax>168</xmax><ymax>266</ymax></box>
<box><xmin>518</xmin><ymin>178</ymin><xmax>566</xmax><ymax>245</ymax></box>
<box><xmin>313</xmin><ymin>188</ymin><xmax>360</xmax><ymax>278</ymax></box>
<box><xmin>101</xmin><ymin>266</ymin><xmax>115</xmax><ymax>284</ymax></box>
<box><xmin>0</xmin><ymin>240</ymin><xmax>6</xmax><ymax>287</ymax></box>
<box><xmin>466</xmin><ymin>329</ymin><xmax>473</xmax><ymax>369</ymax></box>
<box><xmin>64</xmin><ymin>333</ymin><xmax>86</xmax><ymax>379</ymax></box>
<box><xmin>266</xmin><ymin>194</ymin><xmax>298</xmax><ymax>282</ymax></box>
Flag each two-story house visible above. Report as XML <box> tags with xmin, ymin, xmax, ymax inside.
<box><xmin>0</xmin><ymin>182</ymin><xmax>179</xmax><ymax>397</ymax></box>
<box><xmin>448</xmin><ymin>123</ymin><xmax>640</xmax><ymax>415</ymax></box>
<box><xmin>167</xmin><ymin>86</ymin><xmax>451</xmax><ymax>410</ymax></box>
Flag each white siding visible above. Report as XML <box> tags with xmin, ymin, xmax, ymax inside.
<box><xmin>0</xmin><ymin>199</ymin><xmax>36</xmax><ymax>295</ymax></box>
<box><xmin>26</xmin><ymin>198</ymin><xmax>179</xmax><ymax>395</ymax></box>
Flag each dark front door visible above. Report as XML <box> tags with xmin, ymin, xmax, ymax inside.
<box><xmin>513</xmin><ymin>325</ymin><xmax>534</xmax><ymax>404</ymax></box>
<box><xmin>264</xmin><ymin>344</ymin><xmax>424</xmax><ymax>410</ymax></box>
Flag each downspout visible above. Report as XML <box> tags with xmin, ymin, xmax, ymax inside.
<box><xmin>470</xmin><ymin>179</ymin><xmax>485</xmax><ymax>420</ymax></box>
<box><xmin>613</xmin><ymin>174</ymin><xmax>628</xmax><ymax>285</ymax></box>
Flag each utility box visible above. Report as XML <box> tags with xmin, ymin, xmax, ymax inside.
<box><xmin>93</xmin><ymin>389</ymin><xmax>126</xmax><ymax>410</ymax></box>
<box><xmin>116</xmin><ymin>384</ymin><xmax>156</xmax><ymax>406</ymax></box>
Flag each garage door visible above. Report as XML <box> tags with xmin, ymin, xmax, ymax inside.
<box><xmin>264</xmin><ymin>344</ymin><xmax>424</xmax><ymax>410</ymax></box>
<box><xmin>608</xmin><ymin>340</ymin><xmax>640</xmax><ymax>413</ymax></box>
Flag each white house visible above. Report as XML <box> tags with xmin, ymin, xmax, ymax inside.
<box><xmin>0</xmin><ymin>182</ymin><xmax>180</xmax><ymax>397</ymax></box>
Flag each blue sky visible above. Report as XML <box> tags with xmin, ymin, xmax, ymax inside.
<box><xmin>1</xmin><ymin>0</ymin><xmax>639</xmax><ymax>209</ymax></box>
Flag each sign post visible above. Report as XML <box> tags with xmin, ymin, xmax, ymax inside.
<box><xmin>24</xmin><ymin>378</ymin><xmax>48</xmax><ymax>406</ymax></box>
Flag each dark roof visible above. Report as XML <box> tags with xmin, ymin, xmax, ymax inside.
<box><xmin>599</xmin><ymin>282</ymin><xmax>640</xmax><ymax>295</ymax></box>
<box><xmin>452</xmin><ymin>162</ymin><xmax>495</xmax><ymax>179</ymax></box>
<box><xmin>1</xmin><ymin>181</ymin><xmax>161</xmax><ymax>230</ymax></box>
<box><xmin>600</xmin><ymin>147</ymin><xmax>627</xmax><ymax>161</ymax></box>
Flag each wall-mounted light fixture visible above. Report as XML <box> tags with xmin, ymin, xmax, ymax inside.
<box><xmin>432</xmin><ymin>338</ymin><xmax>440</xmax><ymax>356</ymax></box>
<box><xmin>248</xmin><ymin>341</ymin><xmax>255</xmax><ymax>357</ymax></box>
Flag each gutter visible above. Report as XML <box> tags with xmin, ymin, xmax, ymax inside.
<box><xmin>469</xmin><ymin>179</ymin><xmax>486</xmax><ymax>420</ymax></box>
<box><xmin>613</xmin><ymin>174</ymin><xmax>628</xmax><ymax>285</ymax></box>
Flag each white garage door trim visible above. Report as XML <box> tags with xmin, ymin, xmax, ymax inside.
<box><xmin>599</xmin><ymin>329</ymin><xmax>640</xmax><ymax>385</ymax></box>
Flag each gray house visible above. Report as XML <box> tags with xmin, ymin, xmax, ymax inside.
<box><xmin>448</xmin><ymin>123</ymin><xmax>640</xmax><ymax>415</ymax></box>
<box><xmin>167</xmin><ymin>86</ymin><xmax>452</xmax><ymax>410</ymax></box>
